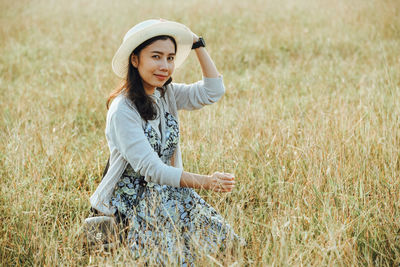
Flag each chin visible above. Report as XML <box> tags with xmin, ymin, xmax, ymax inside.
<box><xmin>156</xmin><ymin>80</ymin><xmax>169</xmax><ymax>87</ymax></box>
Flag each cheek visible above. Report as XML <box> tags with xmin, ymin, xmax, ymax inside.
<box><xmin>169</xmin><ymin>63</ymin><xmax>175</xmax><ymax>73</ymax></box>
<box><xmin>138</xmin><ymin>61</ymin><xmax>154</xmax><ymax>75</ymax></box>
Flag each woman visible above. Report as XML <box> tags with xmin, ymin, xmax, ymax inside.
<box><xmin>89</xmin><ymin>19</ymin><xmax>244</xmax><ymax>265</ymax></box>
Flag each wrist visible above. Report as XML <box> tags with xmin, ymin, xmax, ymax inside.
<box><xmin>203</xmin><ymin>175</ymin><xmax>213</xmax><ymax>190</ymax></box>
<box><xmin>192</xmin><ymin>36</ymin><xmax>206</xmax><ymax>50</ymax></box>
<box><xmin>180</xmin><ymin>171</ymin><xmax>209</xmax><ymax>189</ymax></box>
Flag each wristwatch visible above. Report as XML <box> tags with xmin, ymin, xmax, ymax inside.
<box><xmin>192</xmin><ymin>36</ymin><xmax>206</xmax><ymax>49</ymax></box>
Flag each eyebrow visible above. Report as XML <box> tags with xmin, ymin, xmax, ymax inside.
<box><xmin>150</xmin><ymin>51</ymin><xmax>176</xmax><ymax>56</ymax></box>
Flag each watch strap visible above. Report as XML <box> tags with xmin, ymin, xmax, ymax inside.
<box><xmin>192</xmin><ymin>37</ymin><xmax>205</xmax><ymax>49</ymax></box>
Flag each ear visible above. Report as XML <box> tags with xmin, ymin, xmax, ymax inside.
<box><xmin>131</xmin><ymin>54</ymin><xmax>139</xmax><ymax>68</ymax></box>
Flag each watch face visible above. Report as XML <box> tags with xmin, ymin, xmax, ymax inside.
<box><xmin>200</xmin><ymin>37</ymin><xmax>206</xmax><ymax>47</ymax></box>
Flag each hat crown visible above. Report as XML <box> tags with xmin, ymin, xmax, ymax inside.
<box><xmin>123</xmin><ymin>19</ymin><xmax>160</xmax><ymax>42</ymax></box>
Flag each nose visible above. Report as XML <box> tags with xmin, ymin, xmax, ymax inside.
<box><xmin>159</xmin><ymin>58</ymin><xmax>168</xmax><ymax>71</ymax></box>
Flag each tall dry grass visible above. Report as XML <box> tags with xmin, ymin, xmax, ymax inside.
<box><xmin>1</xmin><ymin>0</ymin><xmax>399</xmax><ymax>265</ymax></box>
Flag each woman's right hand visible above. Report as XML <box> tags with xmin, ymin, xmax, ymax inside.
<box><xmin>205</xmin><ymin>172</ymin><xmax>236</xmax><ymax>192</ymax></box>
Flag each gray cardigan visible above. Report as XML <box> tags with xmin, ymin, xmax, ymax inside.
<box><xmin>90</xmin><ymin>76</ymin><xmax>225</xmax><ymax>215</ymax></box>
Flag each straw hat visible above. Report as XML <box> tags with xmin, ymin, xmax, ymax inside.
<box><xmin>112</xmin><ymin>19</ymin><xmax>193</xmax><ymax>78</ymax></box>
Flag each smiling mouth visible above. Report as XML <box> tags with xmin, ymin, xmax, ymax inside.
<box><xmin>154</xmin><ymin>74</ymin><xmax>168</xmax><ymax>80</ymax></box>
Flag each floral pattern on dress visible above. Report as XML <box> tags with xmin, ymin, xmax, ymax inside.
<box><xmin>161</xmin><ymin>112</ymin><xmax>180</xmax><ymax>163</ymax></box>
<box><xmin>111</xmin><ymin>111</ymin><xmax>244</xmax><ymax>266</ymax></box>
<box><xmin>144</xmin><ymin>122</ymin><xmax>162</xmax><ymax>157</ymax></box>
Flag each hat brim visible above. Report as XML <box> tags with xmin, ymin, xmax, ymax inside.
<box><xmin>112</xmin><ymin>21</ymin><xmax>193</xmax><ymax>79</ymax></box>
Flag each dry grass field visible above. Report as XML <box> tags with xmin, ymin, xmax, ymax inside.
<box><xmin>1</xmin><ymin>0</ymin><xmax>400</xmax><ymax>265</ymax></box>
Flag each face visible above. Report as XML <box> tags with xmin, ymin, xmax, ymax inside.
<box><xmin>131</xmin><ymin>39</ymin><xmax>176</xmax><ymax>94</ymax></box>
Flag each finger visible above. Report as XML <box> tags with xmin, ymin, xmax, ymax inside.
<box><xmin>214</xmin><ymin>187</ymin><xmax>234</xmax><ymax>192</ymax></box>
<box><xmin>212</xmin><ymin>186</ymin><xmax>235</xmax><ymax>192</ymax></box>
<box><xmin>221</xmin><ymin>186</ymin><xmax>235</xmax><ymax>192</ymax></box>
<box><xmin>216</xmin><ymin>183</ymin><xmax>235</xmax><ymax>190</ymax></box>
<box><xmin>211</xmin><ymin>181</ymin><xmax>234</xmax><ymax>189</ymax></box>
<box><xmin>213</xmin><ymin>172</ymin><xmax>234</xmax><ymax>178</ymax></box>
<box><xmin>218</xmin><ymin>179</ymin><xmax>235</xmax><ymax>185</ymax></box>
<box><xmin>212</xmin><ymin>173</ymin><xmax>228</xmax><ymax>181</ymax></box>
<box><xmin>218</xmin><ymin>175</ymin><xmax>235</xmax><ymax>182</ymax></box>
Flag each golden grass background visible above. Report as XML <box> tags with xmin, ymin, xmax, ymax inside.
<box><xmin>1</xmin><ymin>0</ymin><xmax>400</xmax><ymax>265</ymax></box>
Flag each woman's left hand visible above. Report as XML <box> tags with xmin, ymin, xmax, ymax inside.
<box><xmin>189</xmin><ymin>27</ymin><xmax>220</xmax><ymax>78</ymax></box>
<box><xmin>207</xmin><ymin>172</ymin><xmax>236</xmax><ymax>193</ymax></box>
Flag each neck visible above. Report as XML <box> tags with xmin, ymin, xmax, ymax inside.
<box><xmin>143</xmin><ymin>83</ymin><xmax>156</xmax><ymax>95</ymax></box>
<box><xmin>145</xmin><ymin>87</ymin><xmax>156</xmax><ymax>95</ymax></box>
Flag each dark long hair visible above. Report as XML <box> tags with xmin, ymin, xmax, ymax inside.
<box><xmin>107</xmin><ymin>35</ymin><xmax>177</xmax><ymax>121</ymax></box>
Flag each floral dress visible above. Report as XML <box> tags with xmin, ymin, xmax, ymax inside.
<box><xmin>110</xmin><ymin>111</ymin><xmax>244</xmax><ymax>266</ymax></box>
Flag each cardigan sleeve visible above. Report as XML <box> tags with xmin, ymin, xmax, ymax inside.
<box><xmin>109</xmin><ymin>105</ymin><xmax>182</xmax><ymax>187</ymax></box>
<box><xmin>172</xmin><ymin>76</ymin><xmax>225</xmax><ymax>110</ymax></box>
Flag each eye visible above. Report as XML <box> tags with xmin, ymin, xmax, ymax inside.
<box><xmin>152</xmin><ymin>55</ymin><xmax>160</xmax><ymax>59</ymax></box>
<box><xmin>167</xmin><ymin>56</ymin><xmax>175</xmax><ymax>61</ymax></box>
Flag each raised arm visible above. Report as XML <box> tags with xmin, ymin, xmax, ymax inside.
<box><xmin>192</xmin><ymin>33</ymin><xmax>220</xmax><ymax>78</ymax></box>
<box><xmin>172</xmin><ymin>33</ymin><xmax>225</xmax><ymax>110</ymax></box>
